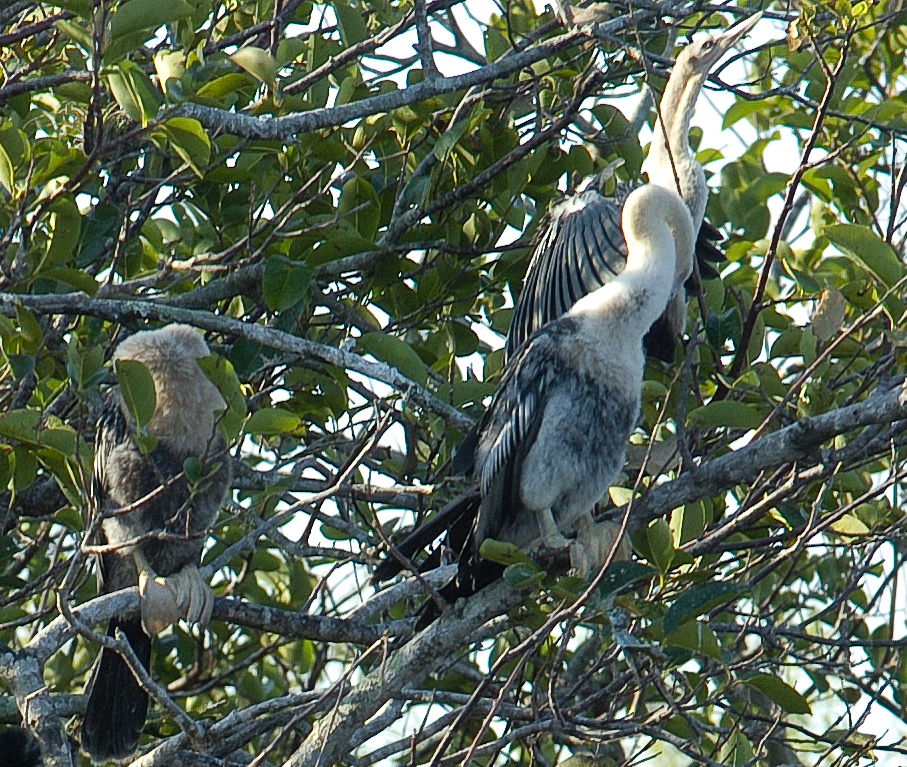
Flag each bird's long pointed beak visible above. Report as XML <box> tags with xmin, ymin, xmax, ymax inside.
<box><xmin>716</xmin><ymin>11</ymin><xmax>764</xmax><ymax>51</ymax></box>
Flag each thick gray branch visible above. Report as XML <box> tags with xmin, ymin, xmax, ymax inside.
<box><xmin>286</xmin><ymin>580</ymin><xmax>522</xmax><ymax>767</ymax></box>
<box><xmin>171</xmin><ymin>2</ymin><xmax>687</xmax><ymax>140</ymax></box>
<box><xmin>629</xmin><ymin>380</ymin><xmax>907</xmax><ymax>525</ymax></box>
<box><xmin>27</xmin><ymin>591</ymin><xmax>391</xmax><ymax>663</ymax></box>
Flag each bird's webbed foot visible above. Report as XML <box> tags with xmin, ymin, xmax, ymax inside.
<box><xmin>569</xmin><ymin>514</ymin><xmax>629</xmax><ymax>579</ymax></box>
<box><xmin>166</xmin><ymin>564</ymin><xmax>214</xmax><ymax>627</ymax></box>
<box><xmin>138</xmin><ymin>569</ymin><xmax>181</xmax><ymax>635</ymax></box>
<box><xmin>137</xmin><ymin>561</ymin><xmax>213</xmax><ymax>635</ymax></box>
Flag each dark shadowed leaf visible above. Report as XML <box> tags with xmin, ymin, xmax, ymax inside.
<box><xmin>745</xmin><ymin>674</ymin><xmax>812</xmax><ymax>714</ymax></box>
<box><xmin>115</xmin><ymin>359</ymin><xmax>157</xmax><ymax>429</ymax></box>
<box><xmin>663</xmin><ymin>580</ymin><xmax>744</xmax><ymax>635</ymax></box>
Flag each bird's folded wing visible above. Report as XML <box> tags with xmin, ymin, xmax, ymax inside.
<box><xmin>476</xmin><ymin>330</ymin><xmax>561</xmax><ymax>537</ymax></box>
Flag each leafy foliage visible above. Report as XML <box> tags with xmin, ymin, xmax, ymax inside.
<box><xmin>1</xmin><ymin>1</ymin><xmax>906</xmax><ymax>766</ymax></box>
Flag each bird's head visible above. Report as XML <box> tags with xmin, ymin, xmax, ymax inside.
<box><xmin>678</xmin><ymin>11</ymin><xmax>763</xmax><ymax>77</ymax></box>
<box><xmin>114</xmin><ymin>323</ymin><xmax>212</xmax><ymax>367</ymax></box>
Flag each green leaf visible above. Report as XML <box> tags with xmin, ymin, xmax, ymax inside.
<box><xmin>597</xmin><ymin>561</ymin><xmax>657</xmax><ymax>599</ymax></box>
<box><xmin>244</xmin><ymin>407</ymin><xmax>301</xmax><ymax>436</ymax></box>
<box><xmin>195</xmin><ymin>74</ymin><xmax>253</xmax><ymax>104</ymax></box>
<box><xmin>0</xmin><ymin>141</ymin><xmax>14</xmax><ymax>195</ymax></box>
<box><xmin>337</xmin><ymin>176</ymin><xmax>380</xmax><ymax>240</ymax></box>
<box><xmin>107</xmin><ymin>60</ymin><xmax>162</xmax><ymax>125</ymax></box>
<box><xmin>722</xmin><ymin>98</ymin><xmax>766</xmax><ymax>130</ymax></box>
<box><xmin>689</xmin><ymin>400</ymin><xmax>764</xmax><ymax>430</ymax></box>
<box><xmin>331</xmin><ymin>0</ymin><xmax>368</xmax><ymax>45</ymax></box>
<box><xmin>153</xmin><ymin>49</ymin><xmax>186</xmax><ymax>94</ymax></box>
<box><xmin>503</xmin><ymin>562</ymin><xmax>545</xmax><ymax>589</ymax></box>
<box><xmin>43</xmin><ymin>267</ymin><xmax>100</xmax><ymax>295</ymax></box>
<box><xmin>262</xmin><ymin>255</ymin><xmax>312</xmax><ymax>311</ymax></box>
<box><xmin>15</xmin><ymin>305</ymin><xmax>42</xmax><ymax>355</ymax></box>
<box><xmin>745</xmin><ymin>674</ymin><xmax>812</xmax><ymax>714</ymax></box>
<box><xmin>54</xmin><ymin>19</ymin><xmax>93</xmax><ymax>50</ymax></box>
<box><xmin>160</xmin><ymin>117</ymin><xmax>211</xmax><ymax>177</ymax></box>
<box><xmin>110</xmin><ymin>0</ymin><xmax>193</xmax><ymax>37</ymax></box>
<box><xmin>830</xmin><ymin>513</ymin><xmax>870</xmax><ymax>537</ymax></box>
<box><xmin>824</xmin><ymin>224</ymin><xmax>903</xmax><ymax>289</ymax></box>
<box><xmin>433</xmin><ymin>120</ymin><xmax>470</xmax><ymax>162</ymax></box>
<box><xmin>67</xmin><ymin>339</ymin><xmax>104</xmax><ymax>391</ymax></box>
<box><xmin>646</xmin><ymin>518</ymin><xmax>674</xmax><ymax>574</ymax></box>
<box><xmin>229</xmin><ymin>47</ymin><xmax>278</xmax><ymax>86</ymax></box>
<box><xmin>320</xmin><ymin>521</ymin><xmax>353</xmax><ymax>541</ymax></box>
<box><xmin>663</xmin><ymin>580</ymin><xmax>743</xmax><ymax>635</ymax></box>
<box><xmin>0</xmin><ymin>410</ymin><xmax>41</xmax><ymax>445</ymax></box>
<box><xmin>664</xmin><ymin>620</ymin><xmax>722</xmax><ymax>660</ymax></box>
<box><xmin>46</xmin><ymin>199</ymin><xmax>81</xmax><ymax>265</ymax></box>
<box><xmin>196</xmin><ymin>354</ymin><xmax>247</xmax><ymax>442</ymax></box>
<box><xmin>7</xmin><ymin>355</ymin><xmax>34</xmax><ymax>380</ymax></box>
<box><xmin>114</xmin><ymin>359</ymin><xmax>157</xmax><ymax>429</ymax></box>
<box><xmin>479</xmin><ymin>538</ymin><xmax>535</xmax><ymax>567</ymax></box>
<box><xmin>357</xmin><ymin>332</ymin><xmax>428</xmax><ymax>387</ymax></box>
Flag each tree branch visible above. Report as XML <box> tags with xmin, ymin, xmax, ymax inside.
<box><xmin>626</xmin><ymin>379</ymin><xmax>907</xmax><ymax>527</ymax></box>
<box><xmin>0</xmin><ymin>293</ymin><xmax>473</xmax><ymax>431</ymax></box>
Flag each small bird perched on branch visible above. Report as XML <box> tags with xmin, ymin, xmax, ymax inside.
<box><xmin>81</xmin><ymin>324</ymin><xmax>231</xmax><ymax>763</ymax></box>
<box><xmin>378</xmin><ymin>184</ymin><xmax>694</xmax><ymax>620</ymax></box>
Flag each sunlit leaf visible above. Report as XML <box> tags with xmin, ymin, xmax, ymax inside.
<box><xmin>244</xmin><ymin>407</ymin><xmax>301</xmax><ymax>436</ymax></box>
<box><xmin>229</xmin><ymin>47</ymin><xmax>278</xmax><ymax>86</ymax></box>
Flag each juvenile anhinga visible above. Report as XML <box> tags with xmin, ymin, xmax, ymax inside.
<box><xmin>507</xmin><ymin>11</ymin><xmax>762</xmax><ymax>361</ymax></box>
<box><xmin>378</xmin><ymin>185</ymin><xmax>694</xmax><ymax>615</ymax></box>
<box><xmin>81</xmin><ymin>324</ymin><xmax>231</xmax><ymax>763</ymax></box>
<box><xmin>472</xmin><ymin>185</ymin><xmax>694</xmax><ymax>557</ymax></box>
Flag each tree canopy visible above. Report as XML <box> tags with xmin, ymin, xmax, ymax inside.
<box><xmin>1</xmin><ymin>1</ymin><xmax>907</xmax><ymax>766</ymax></box>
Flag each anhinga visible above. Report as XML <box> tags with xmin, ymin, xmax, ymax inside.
<box><xmin>507</xmin><ymin>10</ymin><xmax>762</xmax><ymax>362</ymax></box>
<box><xmin>81</xmin><ymin>324</ymin><xmax>231</xmax><ymax>763</ymax></box>
<box><xmin>377</xmin><ymin>184</ymin><xmax>694</xmax><ymax>616</ymax></box>
<box><xmin>471</xmin><ymin>184</ymin><xmax>694</xmax><ymax>558</ymax></box>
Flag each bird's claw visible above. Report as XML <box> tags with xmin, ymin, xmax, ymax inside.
<box><xmin>137</xmin><ymin>565</ymin><xmax>213</xmax><ymax>635</ymax></box>
<box><xmin>166</xmin><ymin>565</ymin><xmax>214</xmax><ymax>627</ymax></box>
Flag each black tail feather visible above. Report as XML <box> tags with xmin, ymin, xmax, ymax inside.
<box><xmin>0</xmin><ymin>727</ymin><xmax>43</xmax><ymax>767</ymax></box>
<box><xmin>414</xmin><ymin>546</ymin><xmax>505</xmax><ymax>630</ymax></box>
<box><xmin>81</xmin><ymin>617</ymin><xmax>151</xmax><ymax>763</ymax></box>
<box><xmin>373</xmin><ymin>490</ymin><xmax>479</xmax><ymax>583</ymax></box>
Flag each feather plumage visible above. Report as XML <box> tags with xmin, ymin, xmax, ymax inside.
<box><xmin>81</xmin><ymin>324</ymin><xmax>231</xmax><ymax>763</ymax></box>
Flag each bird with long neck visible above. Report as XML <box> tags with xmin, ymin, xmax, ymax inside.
<box><xmin>373</xmin><ymin>13</ymin><xmax>763</xmax><ymax>590</ymax></box>
<box><xmin>397</xmin><ymin>184</ymin><xmax>695</xmax><ymax>620</ymax></box>
<box><xmin>646</xmin><ymin>11</ymin><xmax>763</xmax><ymax>250</ymax></box>
<box><xmin>81</xmin><ymin>324</ymin><xmax>231</xmax><ymax>763</ymax></box>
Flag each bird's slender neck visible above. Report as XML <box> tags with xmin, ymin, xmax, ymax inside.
<box><xmin>649</xmin><ymin>64</ymin><xmax>700</xmax><ymax>174</ymax></box>
<box><xmin>570</xmin><ymin>185</ymin><xmax>695</xmax><ymax>339</ymax></box>
<box><xmin>647</xmin><ymin>66</ymin><xmax>708</xmax><ymax>210</ymax></box>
